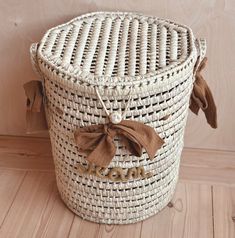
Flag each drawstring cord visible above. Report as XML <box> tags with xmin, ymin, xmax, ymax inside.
<box><xmin>95</xmin><ymin>87</ymin><xmax>133</xmax><ymax>122</ymax></box>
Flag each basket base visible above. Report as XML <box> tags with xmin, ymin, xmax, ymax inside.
<box><xmin>56</xmin><ymin>177</ymin><xmax>179</xmax><ymax>225</ymax></box>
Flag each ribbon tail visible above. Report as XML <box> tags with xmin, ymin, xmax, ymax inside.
<box><xmin>74</xmin><ymin>125</ymin><xmax>117</xmax><ymax>167</ymax></box>
<box><xmin>120</xmin><ymin>135</ymin><xmax>142</xmax><ymax>157</ymax></box>
<box><xmin>190</xmin><ymin>75</ymin><xmax>217</xmax><ymax>129</ymax></box>
<box><xmin>23</xmin><ymin>80</ymin><xmax>48</xmax><ymax>133</ymax></box>
<box><xmin>189</xmin><ymin>95</ymin><xmax>200</xmax><ymax>115</ymax></box>
<box><xmin>86</xmin><ymin>134</ymin><xmax>116</xmax><ymax>167</ymax></box>
<box><xmin>141</xmin><ymin>132</ymin><xmax>164</xmax><ymax>160</ymax></box>
<box><xmin>74</xmin><ymin>129</ymin><xmax>104</xmax><ymax>153</ymax></box>
<box><xmin>203</xmin><ymin>81</ymin><xmax>217</xmax><ymax>128</ymax></box>
<box><xmin>116</xmin><ymin>120</ymin><xmax>164</xmax><ymax>160</ymax></box>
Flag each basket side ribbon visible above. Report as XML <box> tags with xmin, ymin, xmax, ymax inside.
<box><xmin>190</xmin><ymin>57</ymin><xmax>217</xmax><ymax>128</ymax></box>
<box><xmin>23</xmin><ymin>80</ymin><xmax>48</xmax><ymax>133</ymax></box>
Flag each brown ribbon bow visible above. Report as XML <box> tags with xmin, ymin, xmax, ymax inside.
<box><xmin>23</xmin><ymin>80</ymin><xmax>48</xmax><ymax>133</ymax></box>
<box><xmin>74</xmin><ymin>120</ymin><xmax>164</xmax><ymax>167</ymax></box>
<box><xmin>190</xmin><ymin>57</ymin><xmax>217</xmax><ymax>128</ymax></box>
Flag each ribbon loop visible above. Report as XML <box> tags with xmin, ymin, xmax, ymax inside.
<box><xmin>190</xmin><ymin>57</ymin><xmax>217</xmax><ymax>128</ymax></box>
<box><xmin>74</xmin><ymin>120</ymin><xmax>164</xmax><ymax>167</ymax></box>
<box><xmin>23</xmin><ymin>80</ymin><xmax>48</xmax><ymax>133</ymax></box>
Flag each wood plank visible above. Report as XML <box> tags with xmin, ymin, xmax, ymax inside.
<box><xmin>213</xmin><ymin>185</ymin><xmax>235</xmax><ymax>238</ymax></box>
<box><xmin>0</xmin><ymin>136</ymin><xmax>53</xmax><ymax>171</ymax></box>
<box><xmin>97</xmin><ymin>223</ymin><xmax>142</xmax><ymax>238</ymax></box>
<box><xmin>69</xmin><ymin>216</ymin><xmax>100</xmax><ymax>238</ymax></box>
<box><xmin>181</xmin><ymin>148</ymin><xmax>235</xmax><ymax>169</ymax></box>
<box><xmin>0</xmin><ymin>169</ymin><xmax>26</xmax><ymax>225</ymax></box>
<box><xmin>33</xmin><ymin>185</ymin><xmax>75</xmax><ymax>238</ymax></box>
<box><xmin>141</xmin><ymin>182</ymin><xmax>213</xmax><ymax>238</ymax></box>
<box><xmin>0</xmin><ymin>171</ymin><xmax>55</xmax><ymax>238</ymax></box>
<box><xmin>180</xmin><ymin>166</ymin><xmax>235</xmax><ymax>186</ymax></box>
<box><xmin>180</xmin><ymin>148</ymin><xmax>235</xmax><ymax>185</ymax></box>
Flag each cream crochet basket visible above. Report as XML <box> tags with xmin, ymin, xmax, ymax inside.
<box><xmin>30</xmin><ymin>12</ymin><xmax>207</xmax><ymax>224</ymax></box>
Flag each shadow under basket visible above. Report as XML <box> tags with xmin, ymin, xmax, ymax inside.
<box><xmin>27</xmin><ymin>11</ymin><xmax>214</xmax><ymax>224</ymax></box>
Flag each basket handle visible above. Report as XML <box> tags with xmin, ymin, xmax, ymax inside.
<box><xmin>30</xmin><ymin>42</ymin><xmax>42</xmax><ymax>78</ymax></box>
<box><xmin>193</xmin><ymin>38</ymin><xmax>207</xmax><ymax>76</ymax></box>
<box><xmin>24</xmin><ymin>43</ymin><xmax>49</xmax><ymax>133</ymax></box>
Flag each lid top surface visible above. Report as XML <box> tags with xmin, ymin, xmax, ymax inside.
<box><xmin>38</xmin><ymin>12</ymin><xmax>194</xmax><ymax>83</ymax></box>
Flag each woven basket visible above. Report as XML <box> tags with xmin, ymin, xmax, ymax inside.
<box><xmin>28</xmin><ymin>12</ymin><xmax>212</xmax><ymax>224</ymax></box>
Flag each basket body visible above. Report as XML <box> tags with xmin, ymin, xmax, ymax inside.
<box><xmin>32</xmin><ymin>12</ymin><xmax>204</xmax><ymax>224</ymax></box>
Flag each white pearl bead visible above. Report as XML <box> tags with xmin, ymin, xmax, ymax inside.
<box><xmin>109</xmin><ymin>112</ymin><xmax>122</xmax><ymax>124</ymax></box>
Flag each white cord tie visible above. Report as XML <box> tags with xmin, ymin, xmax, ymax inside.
<box><xmin>95</xmin><ymin>88</ymin><xmax>133</xmax><ymax>124</ymax></box>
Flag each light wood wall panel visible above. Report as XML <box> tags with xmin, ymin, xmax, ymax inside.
<box><xmin>0</xmin><ymin>0</ymin><xmax>234</xmax><ymax>151</ymax></box>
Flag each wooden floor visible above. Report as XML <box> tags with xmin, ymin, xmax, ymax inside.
<box><xmin>0</xmin><ymin>136</ymin><xmax>234</xmax><ymax>238</ymax></box>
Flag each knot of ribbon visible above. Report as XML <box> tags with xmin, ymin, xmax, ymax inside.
<box><xmin>23</xmin><ymin>80</ymin><xmax>48</xmax><ymax>133</ymax></box>
<box><xmin>190</xmin><ymin>57</ymin><xmax>217</xmax><ymax>128</ymax></box>
<box><xmin>74</xmin><ymin>120</ymin><xmax>164</xmax><ymax>167</ymax></box>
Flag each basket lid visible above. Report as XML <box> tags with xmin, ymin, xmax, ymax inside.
<box><xmin>36</xmin><ymin>12</ymin><xmax>198</xmax><ymax>91</ymax></box>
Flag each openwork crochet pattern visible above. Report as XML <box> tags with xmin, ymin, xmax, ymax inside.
<box><xmin>31</xmin><ymin>12</ymin><xmax>206</xmax><ymax>224</ymax></box>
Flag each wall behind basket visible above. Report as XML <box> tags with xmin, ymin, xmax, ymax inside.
<box><xmin>0</xmin><ymin>0</ymin><xmax>234</xmax><ymax>151</ymax></box>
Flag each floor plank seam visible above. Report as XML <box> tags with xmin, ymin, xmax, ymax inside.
<box><xmin>67</xmin><ymin>214</ymin><xmax>76</xmax><ymax>238</ymax></box>
<box><xmin>211</xmin><ymin>186</ymin><xmax>215</xmax><ymax>238</ymax></box>
<box><xmin>32</xmin><ymin>181</ymin><xmax>58</xmax><ymax>237</ymax></box>
<box><xmin>139</xmin><ymin>221</ymin><xmax>143</xmax><ymax>238</ymax></box>
<box><xmin>0</xmin><ymin>167</ymin><xmax>54</xmax><ymax>173</ymax></box>
<box><xmin>0</xmin><ymin>171</ymin><xmax>27</xmax><ymax>229</ymax></box>
<box><xmin>95</xmin><ymin>223</ymin><xmax>101</xmax><ymax>238</ymax></box>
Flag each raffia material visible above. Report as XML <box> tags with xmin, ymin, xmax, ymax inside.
<box><xmin>27</xmin><ymin>12</ymin><xmax>217</xmax><ymax>224</ymax></box>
